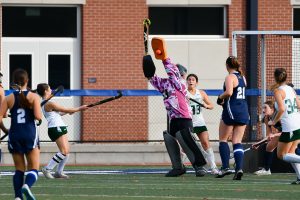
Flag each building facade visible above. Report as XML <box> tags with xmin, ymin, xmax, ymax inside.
<box><xmin>0</xmin><ymin>0</ymin><xmax>299</xmax><ymax>142</ymax></box>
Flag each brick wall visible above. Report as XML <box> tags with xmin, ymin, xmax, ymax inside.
<box><xmin>81</xmin><ymin>0</ymin><xmax>149</xmax><ymax>141</ymax></box>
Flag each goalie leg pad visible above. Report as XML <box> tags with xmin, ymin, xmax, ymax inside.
<box><xmin>163</xmin><ymin>131</ymin><xmax>184</xmax><ymax>169</ymax></box>
<box><xmin>175</xmin><ymin>128</ymin><xmax>207</xmax><ymax>167</ymax></box>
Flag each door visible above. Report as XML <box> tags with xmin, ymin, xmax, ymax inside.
<box><xmin>1</xmin><ymin>6</ymin><xmax>81</xmax><ymax>141</ymax></box>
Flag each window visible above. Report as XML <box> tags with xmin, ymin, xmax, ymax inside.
<box><xmin>3</xmin><ymin>7</ymin><xmax>77</xmax><ymax>37</ymax></box>
<box><xmin>294</xmin><ymin>8</ymin><xmax>300</xmax><ymax>31</ymax></box>
<box><xmin>9</xmin><ymin>55</ymin><xmax>32</xmax><ymax>89</ymax></box>
<box><xmin>149</xmin><ymin>7</ymin><xmax>225</xmax><ymax>35</ymax></box>
<box><xmin>48</xmin><ymin>55</ymin><xmax>71</xmax><ymax>89</ymax></box>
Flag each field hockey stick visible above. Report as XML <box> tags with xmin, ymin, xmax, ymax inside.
<box><xmin>41</xmin><ymin>85</ymin><xmax>64</xmax><ymax>106</ymax></box>
<box><xmin>143</xmin><ymin>18</ymin><xmax>151</xmax><ymax>54</ymax></box>
<box><xmin>87</xmin><ymin>90</ymin><xmax>122</xmax><ymax>108</ymax></box>
<box><xmin>189</xmin><ymin>98</ymin><xmax>205</xmax><ymax>108</ymax></box>
<box><xmin>229</xmin><ymin>138</ymin><xmax>268</xmax><ymax>159</ymax></box>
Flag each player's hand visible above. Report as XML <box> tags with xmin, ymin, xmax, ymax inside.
<box><xmin>217</xmin><ymin>96</ymin><xmax>224</xmax><ymax>105</ymax></box>
<box><xmin>79</xmin><ymin>105</ymin><xmax>89</xmax><ymax>111</ymax></box>
<box><xmin>268</xmin><ymin>120</ymin><xmax>275</xmax><ymax>126</ymax></box>
<box><xmin>251</xmin><ymin>144</ymin><xmax>259</xmax><ymax>150</ymax></box>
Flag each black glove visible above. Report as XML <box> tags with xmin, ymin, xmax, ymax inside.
<box><xmin>217</xmin><ymin>96</ymin><xmax>223</xmax><ymax>105</ymax></box>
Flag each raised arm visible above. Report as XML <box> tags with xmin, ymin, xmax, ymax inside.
<box><xmin>163</xmin><ymin>58</ymin><xmax>182</xmax><ymax>90</ymax></box>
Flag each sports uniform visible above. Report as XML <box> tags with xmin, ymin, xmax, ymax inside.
<box><xmin>8</xmin><ymin>91</ymin><xmax>39</xmax><ymax>154</ymax></box>
<box><xmin>276</xmin><ymin>85</ymin><xmax>300</xmax><ymax>142</ymax></box>
<box><xmin>42</xmin><ymin>101</ymin><xmax>68</xmax><ymax>142</ymax></box>
<box><xmin>217</xmin><ymin>70</ymin><xmax>249</xmax><ymax>180</ymax></box>
<box><xmin>41</xmin><ymin>100</ymin><xmax>69</xmax><ymax>179</ymax></box>
<box><xmin>150</xmin><ymin>58</ymin><xmax>206</xmax><ymax>177</ymax></box>
<box><xmin>188</xmin><ymin>90</ymin><xmax>207</xmax><ymax>133</ymax></box>
<box><xmin>222</xmin><ymin>72</ymin><xmax>249</xmax><ymax>125</ymax></box>
<box><xmin>187</xmin><ymin>89</ymin><xmax>218</xmax><ymax>174</ymax></box>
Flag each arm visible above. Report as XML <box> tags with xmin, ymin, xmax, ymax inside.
<box><xmin>219</xmin><ymin>74</ymin><xmax>235</xmax><ymax>99</ymax></box>
<box><xmin>46</xmin><ymin>101</ymin><xmax>87</xmax><ymax>114</ymax></box>
<box><xmin>163</xmin><ymin>58</ymin><xmax>182</xmax><ymax>90</ymax></box>
<box><xmin>269</xmin><ymin>89</ymin><xmax>285</xmax><ymax>126</ymax></box>
<box><xmin>294</xmin><ymin>90</ymin><xmax>300</xmax><ymax>109</ymax></box>
<box><xmin>0</xmin><ymin>97</ymin><xmax>8</xmax><ymax>123</ymax></box>
<box><xmin>32</xmin><ymin>94</ymin><xmax>42</xmax><ymax>121</ymax></box>
<box><xmin>200</xmin><ymin>90</ymin><xmax>214</xmax><ymax>110</ymax></box>
<box><xmin>149</xmin><ymin>75</ymin><xmax>164</xmax><ymax>93</ymax></box>
<box><xmin>0</xmin><ymin>88</ymin><xmax>8</xmax><ymax>133</ymax></box>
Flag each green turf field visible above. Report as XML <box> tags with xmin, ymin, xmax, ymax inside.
<box><xmin>1</xmin><ymin>166</ymin><xmax>300</xmax><ymax>200</ymax></box>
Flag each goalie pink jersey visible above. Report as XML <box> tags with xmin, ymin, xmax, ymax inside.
<box><xmin>149</xmin><ymin>58</ymin><xmax>192</xmax><ymax>119</ymax></box>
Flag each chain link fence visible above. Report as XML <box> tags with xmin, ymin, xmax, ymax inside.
<box><xmin>0</xmin><ymin>90</ymin><xmax>222</xmax><ymax>142</ymax></box>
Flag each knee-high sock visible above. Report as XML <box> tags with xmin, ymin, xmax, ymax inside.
<box><xmin>13</xmin><ymin>170</ymin><xmax>24</xmax><ymax>198</ymax></box>
<box><xmin>205</xmin><ymin>148</ymin><xmax>217</xmax><ymax>169</ymax></box>
<box><xmin>291</xmin><ymin>163</ymin><xmax>300</xmax><ymax>179</ymax></box>
<box><xmin>25</xmin><ymin>169</ymin><xmax>38</xmax><ymax>188</ymax></box>
<box><xmin>219</xmin><ymin>142</ymin><xmax>230</xmax><ymax>169</ymax></box>
<box><xmin>57</xmin><ymin>154</ymin><xmax>69</xmax><ymax>174</ymax></box>
<box><xmin>283</xmin><ymin>153</ymin><xmax>300</xmax><ymax>163</ymax></box>
<box><xmin>46</xmin><ymin>152</ymin><xmax>66</xmax><ymax>170</ymax></box>
<box><xmin>233</xmin><ymin>143</ymin><xmax>244</xmax><ymax>171</ymax></box>
<box><xmin>264</xmin><ymin>151</ymin><xmax>273</xmax><ymax>171</ymax></box>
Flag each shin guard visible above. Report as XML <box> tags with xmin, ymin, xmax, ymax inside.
<box><xmin>175</xmin><ymin>128</ymin><xmax>207</xmax><ymax>167</ymax></box>
<box><xmin>163</xmin><ymin>131</ymin><xmax>184</xmax><ymax>169</ymax></box>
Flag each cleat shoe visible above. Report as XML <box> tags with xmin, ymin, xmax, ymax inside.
<box><xmin>165</xmin><ymin>167</ymin><xmax>186</xmax><ymax>177</ymax></box>
<box><xmin>15</xmin><ymin>198</ymin><xmax>22</xmax><ymax>200</ymax></box>
<box><xmin>42</xmin><ymin>167</ymin><xmax>54</xmax><ymax>179</ymax></box>
<box><xmin>210</xmin><ymin>167</ymin><xmax>220</xmax><ymax>175</ymax></box>
<box><xmin>233</xmin><ymin>169</ymin><xmax>243</xmax><ymax>180</ymax></box>
<box><xmin>254</xmin><ymin>168</ymin><xmax>271</xmax><ymax>176</ymax></box>
<box><xmin>21</xmin><ymin>184</ymin><xmax>36</xmax><ymax>200</ymax></box>
<box><xmin>291</xmin><ymin>179</ymin><xmax>300</xmax><ymax>185</ymax></box>
<box><xmin>53</xmin><ymin>172</ymin><xmax>70</xmax><ymax>179</ymax></box>
<box><xmin>194</xmin><ymin>165</ymin><xmax>206</xmax><ymax>177</ymax></box>
<box><xmin>215</xmin><ymin>168</ymin><xmax>232</xmax><ymax>178</ymax></box>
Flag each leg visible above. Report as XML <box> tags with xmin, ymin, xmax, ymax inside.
<box><xmin>42</xmin><ymin>135</ymin><xmax>69</xmax><ymax>179</ymax></box>
<box><xmin>218</xmin><ymin>120</ymin><xmax>233</xmax><ymax>170</ymax></box>
<box><xmin>232</xmin><ymin>125</ymin><xmax>247</xmax><ymax>180</ymax></box>
<box><xmin>175</xmin><ymin>128</ymin><xmax>207</xmax><ymax>177</ymax></box>
<box><xmin>25</xmin><ymin>148</ymin><xmax>40</xmax><ymax>187</ymax></box>
<box><xmin>197</xmin><ymin>131</ymin><xmax>218</xmax><ymax>173</ymax></box>
<box><xmin>22</xmin><ymin>148</ymin><xmax>40</xmax><ymax>200</ymax></box>
<box><xmin>278</xmin><ymin>140</ymin><xmax>300</xmax><ymax>184</ymax></box>
<box><xmin>163</xmin><ymin>131</ymin><xmax>186</xmax><ymax>177</ymax></box>
<box><xmin>55</xmin><ymin>134</ymin><xmax>70</xmax><ymax>178</ymax></box>
<box><xmin>262</xmin><ymin>136</ymin><xmax>279</xmax><ymax>173</ymax></box>
<box><xmin>12</xmin><ymin>153</ymin><xmax>26</xmax><ymax>199</ymax></box>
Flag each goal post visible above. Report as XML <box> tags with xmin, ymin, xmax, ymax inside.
<box><xmin>232</xmin><ymin>31</ymin><xmax>300</xmax><ymax>138</ymax></box>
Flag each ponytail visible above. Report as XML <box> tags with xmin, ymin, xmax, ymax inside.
<box><xmin>226</xmin><ymin>56</ymin><xmax>244</xmax><ymax>76</ymax></box>
<box><xmin>12</xmin><ymin>69</ymin><xmax>31</xmax><ymax>109</ymax></box>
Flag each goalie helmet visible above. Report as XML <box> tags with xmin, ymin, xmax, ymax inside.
<box><xmin>176</xmin><ymin>64</ymin><xmax>187</xmax><ymax>76</ymax></box>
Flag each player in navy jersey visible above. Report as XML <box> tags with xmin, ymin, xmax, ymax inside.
<box><xmin>0</xmin><ymin>69</ymin><xmax>42</xmax><ymax>200</ymax></box>
<box><xmin>215</xmin><ymin>56</ymin><xmax>249</xmax><ymax>180</ymax></box>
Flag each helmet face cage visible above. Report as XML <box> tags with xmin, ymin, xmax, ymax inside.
<box><xmin>176</xmin><ymin>64</ymin><xmax>187</xmax><ymax>76</ymax></box>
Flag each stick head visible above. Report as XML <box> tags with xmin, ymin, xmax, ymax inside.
<box><xmin>143</xmin><ymin>18</ymin><xmax>151</xmax><ymax>26</ymax></box>
<box><xmin>52</xmin><ymin>85</ymin><xmax>64</xmax><ymax>96</ymax></box>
